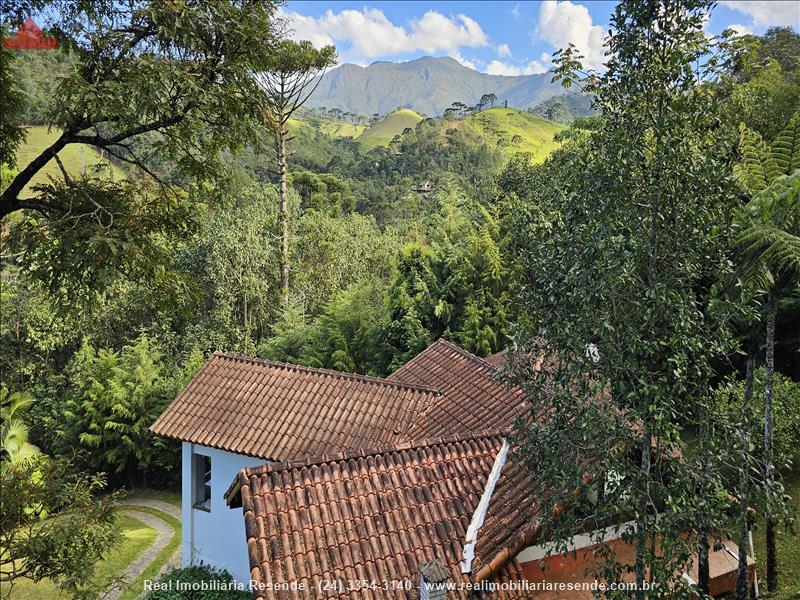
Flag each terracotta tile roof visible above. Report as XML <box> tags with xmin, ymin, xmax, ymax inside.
<box><xmin>484</xmin><ymin>351</ymin><xmax>507</xmax><ymax>368</ymax></box>
<box><xmin>150</xmin><ymin>352</ymin><xmax>440</xmax><ymax>460</ymax></box>
<box><xmin>471</xmin><ymin>461</ymin><xmax>545</xmax><ymax>576</ymax></box>
<box><xmin>227</xmin><ymin>431</ymin><xmax>532</xmax><ymax>599</ymax></box>
<box><xmin>387</xmin><ymin>339</ymin><xmax>529</xmax><ymax>439</ymax></box>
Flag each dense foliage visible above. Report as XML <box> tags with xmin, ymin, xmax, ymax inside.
<box><xmin>715</xmin><ymin>368</ymin><xmax>800</xmax><ymax>467</ymax></box>
<box><xmin>1</xmin><ymin>1</ymin><xmax>798</xmax><ymax>597</ymax></box>
<box><xmin>502</xmin><ymin>1</ymin><xmax>797</xmax><ymax>597</ymax></box>
<box><xmin>0</xmin><ymin>458</ymin><xmax>120</xmax><ymax>599</ymax></box>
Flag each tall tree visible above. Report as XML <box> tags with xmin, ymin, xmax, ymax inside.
<box><xmin>507</xmin><ymin>1</ymin><xmax>744</xmax><ymax>596</ymax></box>
<box><xmin>736</xmin><ymin>353</ymin><xmax>755</xmax><ymax>600</ymax></box>
<box><xmin>733</xmin><ymin>113</ymin><xmax>800</xmax><ymax>592</ymax></box>
<box><xmin>0</xmin><ymin>40</ymin><xmax>25</xmax><ymax>168</ymax></box>
<box><xmin>252</xmin><ymin>40</ymin><xmax>336</xmax><ymax>302</ymax></box>
<box><xmin>478</xmin><ymin>93</ymin><xmax>497</xmax><ymax>112</ymax></box>
<box><xmin>0</xmin><ymin>1</ymin><xmax>283</xmax><ymax>308</ymax></box>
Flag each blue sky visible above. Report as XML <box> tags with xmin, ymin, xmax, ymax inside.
<box><xmin>282</xmin><ymin>1</ymin><xmax>799</xmax><ymax>73</ymax></box>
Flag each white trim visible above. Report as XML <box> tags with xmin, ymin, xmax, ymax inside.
<box><xmin>749</xmin><ymin>530</ymin><xmax>759</xmax><ymax>598</ymax></box>
<box><xmin>516</xmin><ymin>521</ymin><xmax>636</xmax><ymax>564</ymax></box>
<box><xmin>724</xmin><ymin>545</ymin><xmax>739</xmax><ymax>561</ymax></box>
<box><xmin>682</xmin><ymin>572</ymin><xmax>696</xmax><ymax>586</ymax></box>
<box><xmin>461</xmin><ymin>440</ymin><xmax>509</xmax><ymax>573</ymax></box>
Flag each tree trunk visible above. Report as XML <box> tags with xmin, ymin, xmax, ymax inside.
<box><xmin>277</xmin><ymin>131</ymin><xmax>290</xmax><ymax>302</ymax></box>
<box><xmin>736</xmin><ymin>352</ymin><xmax>756</xmax><ymax>600</ymax></box>
<box><xmin>635</xmin><ymin>424</ymin><xmax>650</xmax><ymax>600</ymax></box>
<box><xmin>764</xmin><ymin>290</ymin><xmax>777</xmax><ymax>592</ymax></box>
<box><xmin>698</xmin><ymin>481</ymin><xmax>709</xmax><ymax>595</ymax></box>
<box><xmin>698</xmin><ymin>391</ymin><xmax>710</xmax><ymax>596</ymax></box>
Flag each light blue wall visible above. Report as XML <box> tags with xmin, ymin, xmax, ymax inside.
<box><xmin>181</xmin><ymin>442</ymin><xmax>268</xmax><ymax>585</ymax></box>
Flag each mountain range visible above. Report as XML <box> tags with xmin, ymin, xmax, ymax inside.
<box><xmin>308</xmin><ymin>56</ymin><xmax>566</xmax><ymax>117</ymax></box>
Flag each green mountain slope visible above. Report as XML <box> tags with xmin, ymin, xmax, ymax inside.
<box><xmin>14</xmin><ymin>126</ymin><xmax>125</xmax><ymax>195</ymax></box>
<box><xmin>356</xmin><ymin>109</ymin><xmax>423</xmax><ymax>150</ymax></box>
<box><xmin>527</xmin><ymin>93</ymin><xmax>596</xmax><ymax>124</ymax></box>
<box><xmin>462</xmin><ymin>108</ymin><xmax>566</xmax><ymax>162</ymax></box>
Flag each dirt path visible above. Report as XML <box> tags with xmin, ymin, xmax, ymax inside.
<box><xmin>122</xmin><ymin>498</ymin><xmax>181</xmax><ymax>521</ymax></box>
<box><xmin>104</xmin><ymin>499</ymin><xmax>181</xmax><ymax>600</ymax></box>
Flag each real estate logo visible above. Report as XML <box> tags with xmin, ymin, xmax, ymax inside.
<box><xmin>3</xmin><ymin>18</ymin><xmax>59</xmax><ymax>50</ymax></box>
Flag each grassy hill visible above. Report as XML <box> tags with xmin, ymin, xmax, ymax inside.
<box><xmin>14</xmin><ymin>125</ymin><xmax>125</xmax><ymax>195</ymax></box>
<box><xmin>357</xmin><ymin>109</ymin><xmax>423</xmax><ymax>150</ymax></box>
<box><xmin>462</xmin><ymin>107</ymin><xmax>566</xmax><ymax>162</ymax></box>
<box><xmin>318</xmin><ymin>120</ymin><xmax>366</xmax><ymax>138</ymax></box>
<box><xmin>287</xmin><ymin>116</ymin><xmax>365</xmax><ymax>140</ymax></box>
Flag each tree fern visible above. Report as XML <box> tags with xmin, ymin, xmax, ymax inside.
<box><xmin>735</xmin><ymin>171</ymin><xmax>800</xmax><ymax>282</ymax></box>
<box><xmin>735</xmin><ymin>124</ymin><xmax>781</xmax><ymax>196</ymax></box>
<box><xmin>1</xmin><ymin>387</ymin><xmax>42</xmax><ymax>470</ymax></box>
<box><xmin>771</xmin><ymin>111</ymin><xmax>800</xmax><ymax>175</ymax></box>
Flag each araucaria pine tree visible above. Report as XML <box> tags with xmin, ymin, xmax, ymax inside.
<box><xmin>252</xmin><ymin>41</ymin><xmax>336</xmax><ymax>302</ymax></box>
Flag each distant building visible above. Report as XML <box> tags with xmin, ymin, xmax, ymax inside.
<box><xmin>411</xmin><ymin>180</ymin><xmax>435</xmax><ymax>197</ymax></box>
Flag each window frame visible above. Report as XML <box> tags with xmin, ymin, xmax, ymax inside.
<box><xmin>192</xmin><ymin>452</ymin><xmax>212</xmax><ymax>512</ymax></box>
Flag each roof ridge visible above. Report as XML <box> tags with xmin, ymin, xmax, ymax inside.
<box><xmin>431</xmin><ymin>338</ymin><xmax>499</xmax><ymax>372</ymax></box>
<box><xmin>241</xmin><ymin>428</ymin><xmax>508</xmax><ymax>478</ymax></box>
<box><xmin>212</xmin><ymin>352</ymin><xmax>442</xmax><ymax>396</ymax></box>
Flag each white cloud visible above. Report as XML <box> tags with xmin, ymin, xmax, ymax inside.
<box><xmin>450</xmin><ymin>50</ymin><xmax>478</xmax><ymax>71</ymax></box>
<box><xmin>533</xmin><ymin>0</ymin><xmax>606</xmax><ymax>70</ymax></box>
<box><xmin>497</xmin><ymin>43</ymin><xmax>512</xmax><ymax>58</ymax></box>
<box><xmin>511</xmin><ymin>3</ymin><xmax>521</xmax><ymax>19</ymax></box>
<box><xmin>485</xmin><ymin>59</ymin><xmax>549</xmax><ymax>76</ymax></box>
<box><xmin>279</xmin><ymin>7</ymin><xmax>489</xmax><ymax>63</ymax></box>
<box><xmin>719</xmin><ymin>1</ymin><xmax>799</xmax><ymax>27</ymax></box>
<box><xmin>726</xmin><ymin>23</ymin><xmax>755</xmax><ymax>36</ymax></box>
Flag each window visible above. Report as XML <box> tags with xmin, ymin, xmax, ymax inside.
<box><xmin>193</xmin><ymin>453</ymin><xmax>211</xmax><ymax>511</ymax></box>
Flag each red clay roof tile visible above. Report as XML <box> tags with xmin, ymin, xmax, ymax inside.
<box><xmin>150</xmin><ymin>352</ymin><xmax>439</xmax><ymax>460</ymax></box>
<box><xmin>388</xmin><ymin>339</ymin><xmax>529</xmax><ymax>439</ymax></box>
<box><xmin>228</xmin><ymin>431</ymin><xmax>531</xmax><ymax>599</ymax></box>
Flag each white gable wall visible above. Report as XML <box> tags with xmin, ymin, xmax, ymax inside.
<box><xmin>181</xmin><ymin>442</ymin><xmax>269</xmax><ymax>584</ymax></box>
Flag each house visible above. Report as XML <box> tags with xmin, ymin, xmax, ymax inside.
<box><xmin>149</xmin><ymin>352</ymin><xmax>439</xmax><ymax>582</ymax></box>
<box><xmin>151</xmin><ymin>339</ymin><xmax>754</xmax><ymax>595</ymax></box>
<box><xmin>411</xmin><ymin>180</ymin><xmax>435</xmax><ymax>198</ymax></box>
<box><xmin>150</xmin><ymin>341</ymin><xmax>523</xmax><ymax>583</ymax></box>
<box><xmin>224</xmin><ymin>431</ymin><xmax>534</xmax><ymax>598</ymax></box>
<box><xmin>224</xmin><ymin>430</ymin><xmax>754</xmax><ymax>599</ymax></box>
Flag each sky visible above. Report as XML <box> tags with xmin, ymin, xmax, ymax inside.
<box><xmin>282</xmin><ymin>1</ymin><xmax>799</xmax><ymax>74</ymax></box>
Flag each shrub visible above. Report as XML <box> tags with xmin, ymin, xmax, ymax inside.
<box><xmin>715</xmin><ymin>367</ymin><xmax>800</xmax><ymax>468</ymax></box>
<box><xmin>142</xmin><ymin>566</ymin><xmax>251</xmax><ymax>600</ymax></box>
<box><xmin>0</xmin><ymin>456</ymin><xmax>120</xmax><ymax>599</ymax></box>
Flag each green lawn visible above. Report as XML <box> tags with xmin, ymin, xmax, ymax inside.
<box><xmin>318</xmin><ymin>120</ymin><xmax>366</xmax><ymax>138</ymax></box>
<box><xmin>127</xmin><ymin>488</ymin><xmax>182</xmax><ymax>509</ymax></box>
<box><xmin>8</xmin><ymin>513</ymin><xmax>157</xmax><ymax>600</ymax></box>
<box><xmin>14</xmin><ymin>125</ymin><xmax>125</xmax><ymax>196</ymax></box>
<box><xmin>753</xmin><ymin>460</ymin><xmax>800</xmax><ymax>599</ymax></box>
